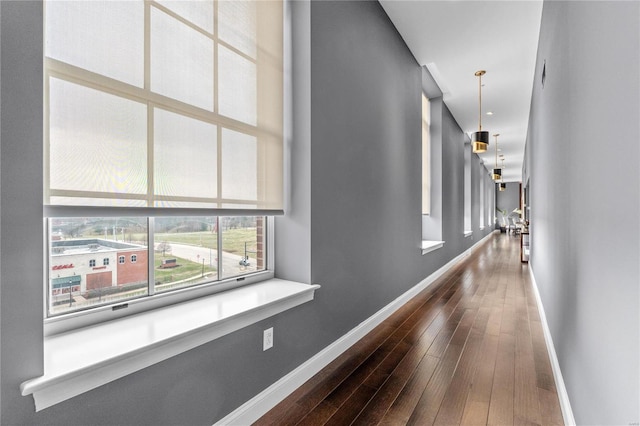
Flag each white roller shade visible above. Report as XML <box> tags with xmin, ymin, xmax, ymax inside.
<box><xmin>45</xmin><ymin>0</ymin><xmax>283</xmax><ymax>213</ymax></box>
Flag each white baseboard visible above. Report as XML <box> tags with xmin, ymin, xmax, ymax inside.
<box><xmin>528</xmin><ymin>266</ymin><xmax>576</xmax><ymax>426</ymax></box>
<box><xmin>214</xmin><ymin>232</ymin><xmax>495</xmax><ymax>425</ymax></box>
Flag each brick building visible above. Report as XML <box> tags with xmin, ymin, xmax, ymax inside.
<box><xmin>50</xmin><ymin>239</ymin><xmax>147</xmax><ymax>301</ymax></box>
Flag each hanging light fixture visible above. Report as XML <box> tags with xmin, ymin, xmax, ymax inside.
<box><xmin>472</xmin><ymin>70</ymin><xmax>489</xmax><ymax>153</ymax></box>
<box><xmin>498</xmin><ymin>157</ymin><xmax>506</xmax><ymax>191</ymax></box>
<box><xmin>492</xmin><ymin>133</ymin><xmax>501</xmax><ymax>180</ymax></box>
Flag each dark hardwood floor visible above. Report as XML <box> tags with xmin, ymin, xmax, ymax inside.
<box><xmin>254</xmin><ymin>234</ymin><xmax>564</xmax><ymax>426</ymax></box>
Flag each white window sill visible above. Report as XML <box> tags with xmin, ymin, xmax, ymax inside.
<box><xmin>421</xmin><ymin>240</ymin><xmax>445</xmax><ymax>255</ymax></box>
<box><xmin>464</xmin><ymin>230</ymin><xmax>473</xmax><ymax>237</ymax></box>
<box><xmin>20</xmin><ymin>279</ymin><xmax>320</xmax><ymax>412</ymax></box>
<box><xmin>479</xmin><ymin>226</ymin><xmax>485</xmax><ymax>230</ymax></box>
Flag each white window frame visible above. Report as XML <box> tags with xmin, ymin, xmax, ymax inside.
<box><xmin>44</xmin><ymin>214</ymin><xmax>275</xmax><ymax>336</ymax></box>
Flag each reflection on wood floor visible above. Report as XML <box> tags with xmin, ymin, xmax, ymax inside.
<box><xmin>254</xmin><ymin>234</ymin><xmax>563</xmax><ymax>426</ymax></box>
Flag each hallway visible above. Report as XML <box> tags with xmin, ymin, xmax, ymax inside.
<box><xmin>255</xmin><ymin>234</ymin><xmax>564</xmax><ymax>425</ymax></box>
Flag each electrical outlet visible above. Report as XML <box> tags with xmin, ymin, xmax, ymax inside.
<box><xmin>263</xmin><ymin>327</ymin><xmax>273</xmax><ymax>351</ymax></box>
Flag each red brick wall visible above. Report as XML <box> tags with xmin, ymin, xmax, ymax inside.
<box><xmin>256</xmin><ymin>217</ymin><xmax>264</xmax><ymax>269</ymax></box>
<box><xmin>86</xmin><ymin>271</ymin><xmax>112</xmax><ymax>290</ymax></box>
<box><xmin>117</xmin><ymin>249</ymin><xmax>148</xmax><ymax>286</ymax></box>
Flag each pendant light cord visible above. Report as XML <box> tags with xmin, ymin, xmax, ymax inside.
<box><xmin>478</xmin><ymin>73</ymin><xmax>483</xmax><ymax>130</ymax></box>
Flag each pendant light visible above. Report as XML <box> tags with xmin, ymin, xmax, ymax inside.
<box><xmin>491</xmin><ymin>133</ymin><xmax>501</xmax><ymax>181</ymax></box>
<box><xmin>498</xmin><ymin>157</ymin><xmax>506</xmax><ymax>191</ymax></box>
<box><xmin>472</xmin><ymin>70</ymin><xmax>489</xmax><ymax>153</ymax></box>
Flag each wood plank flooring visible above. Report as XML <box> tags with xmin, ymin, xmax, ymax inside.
<box><xmin>254</xmin><ymin>234</ymin><xmax>564</xmax><ymax>426</ymax></box>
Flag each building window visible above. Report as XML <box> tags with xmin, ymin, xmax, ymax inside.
<box><xmin>479</xmin><ymin>171</ymin><xmax>485</xmax><ymax>228</ymax></box>
<box><xmin>421</xmin><ymin>92</ymin><xmax>443</xmax><ymax>244</ymax></box>
<box><xmin>43</xmin><ymin>1</ymin><xmax>283</xmax><ymax>322</ymax></box>
<box><xmin>464</xmin><ymin>141</ymin><xmax>472</xmax><ymax>233</ymax></box>
<box><xmin>89</xmin><ymin>259</ymin><xmax>96</xmax><ymax>267</ymax></box>
<box><xmin>422</xmin><ymin>93</ymin><xmax>431</xmax><ymax>215</ymax></box>
<box><xmin>103</xmin><ymin>258</ymin><xmax>109</xmax><ymax>266</ymax></box>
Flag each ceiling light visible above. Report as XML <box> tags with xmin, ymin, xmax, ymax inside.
<box><xmin>486</xmin><ymin>111</ymin><xmax>494</xmax><ymax>116</ymax></box>
<box><xmin>492</xmin><ymin>134</ymin><xmax>502</xmax><ymax>181</ymax></box>
<box><xmin>471</xmin><ymin>70</ymin><xmax>489</xmax><ymax>153</ymax></box>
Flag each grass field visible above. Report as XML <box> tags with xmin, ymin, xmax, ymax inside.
<box><xmin>154</xmin><ymin>256</ymin><xmax>216</xmax><ymax>285</ymax></box>
<box><xmin>126</xmin><ymin>228</ymin><xmax>258</xmax><ymax>257</ymax></box>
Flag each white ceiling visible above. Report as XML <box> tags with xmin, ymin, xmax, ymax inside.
<box><xmin>379</xmin><ymin>0</ymin><xmax>543</xmax><ymax>182</ymax></box>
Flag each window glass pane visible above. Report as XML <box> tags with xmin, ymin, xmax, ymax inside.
<box><xmin>220</xmin><ymin>216</ymin><xmax>264</xmax><ymax>280</ymax></box>
<box><xmin>218</xmin><ymin>45</ymin><xmax>256</xmax><ymax>125</ymax></box>
<box><xmin>45</xmin><ymin>0</ymin><xmax>144</xmax><ymax>87</ymax></box>
<box><xmin>221</xmin><ymin>129</ymin><xmax>257</xmax><ymax>201</ymax></box>
<box><xmin>154</xmin><ymin>109</ymin><xmax>217</xmax><ymax>200</ymax></box>
<box><xmin>49</xmin><ymin>78</ymin><xmax>148</xmax><ymax>196</ymax></box>
<box><xmin>480</xmin><ymin>178</ymin><xmax>485</xmax><ymax>226</ymax></box>
<box><xmin>48</xmin><ymin>218</ymin><xmax>148</xmax><ymax>317</ymax></box>
<box><xmin>218</xmin><ymin>0</ymin><xmax>256</xmax><ymax>58</ymax></box>
<box><xmin>151</xmin><ymin>7</ymin><xmax>214</xmax><ymax>111</ymax></box>
<box><xmin>154</xmin><ymin>217</ymin><xmax>218</xmax><ymax>293</ymax></box>
<box><xmin>422</xmin><ymin>94</ymin><xmax>431</xmax><ymax>215</ymax></box>
<box><xmin>155</xmin><ymin>0</ymin><xmax>214</xmax><ymax>34</ymax></box>
<box><xmin>464</xmin><ymin>143</ymin><xmax>472</xmax><ymax>231</ymax></box>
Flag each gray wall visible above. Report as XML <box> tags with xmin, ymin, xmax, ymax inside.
<box><xmin>525</xmin><ymin>1</ymin><xmax>639</xmax><ymax>424</ymax></box>
<box><xmin>1</xmin><ymin>1</ymin><xmax>46</xmax><ymax>422</ymax></box>
<box><xmin>1</xmin><ymin>1</ymin><xmax>494</xmax><ymax>424</ymax></box>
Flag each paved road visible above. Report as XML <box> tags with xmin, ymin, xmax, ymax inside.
<box><xmin>157</xmin><ymin>243</ymin><xmax>259</xmax><ymax>278</ymax></box>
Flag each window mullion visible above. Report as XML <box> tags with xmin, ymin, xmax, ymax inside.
<box><xmin>217</xmin><ymin>217</ymin><xmax>222</xmax><ymax>281</ymax></box>
<box><xmin>148</xmin><ymin>217</ymin><xmax>156</xmax><ymax>296</ymax></box>
<box><xmin>213</xmin><ymin>0</ymin><xmax>218</xmax><ymax>114</ymax></box>
<box><xmin>214</xmin><ymin>1</ymin><xmax>222</xmax><ymax>207</ymax></box>
<box><xmin>145</xmin><ymin>0</ymin><xmax>154</xmax><ymax>208</ymax></box>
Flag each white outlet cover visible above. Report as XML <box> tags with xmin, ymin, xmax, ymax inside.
<box><xmin>263</xmin><ymin>327</ymin><xmax>273</xmax><ymax>351</ymax></box>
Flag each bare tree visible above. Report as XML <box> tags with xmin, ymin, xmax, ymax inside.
<box><xmin>157</xmin><ymin>241</ymin><xmax>172</xmax><ymax>257</ymax></box>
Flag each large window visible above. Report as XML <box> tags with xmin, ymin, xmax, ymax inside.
<box><xmin>464</xmin><ymin>141</ymin><xmax>472</xmax><ymax>234</ymax></box>
<box><xmin>44</xmin><ymin>1</ymin><xmax>283</xmax><ymax>322</ymax></box>
<box><xmin>479</xmin><ymin>173</ymin><xmax>485</xmax><ymax>228</ymax></box>
<box><xmin>422</xmin><ymin>93</ymin><xmax>431</xmax><ymax>215</ymax></box>
<box><xmin>422</xmin><ymin>93</ymin><xmax>443</xmax><ymax>244</ymax></box>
